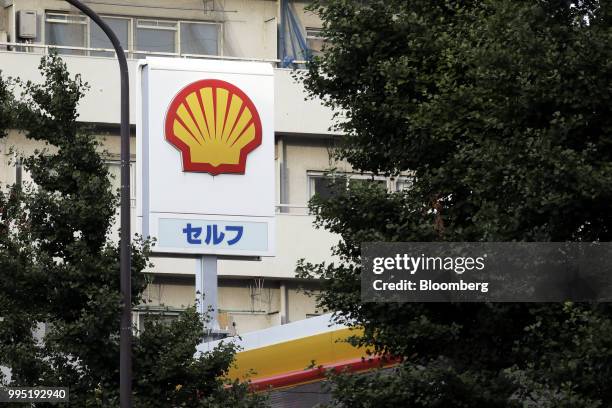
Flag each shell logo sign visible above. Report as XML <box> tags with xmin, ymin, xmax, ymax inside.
<box><xmin>164</xmin><ymin>79</ymin><xmax>262</xmax><ymax>175</ymax></box>
<box><xmin>138</xmin><ymin>58</ymin><xmax>274</xmax><ymax>257</ymax></box>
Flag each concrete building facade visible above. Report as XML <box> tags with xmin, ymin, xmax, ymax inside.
<box><xmin>0</xmin><ymin>0</ymin><xmax>394</xmax><ymax>336</ymax></box>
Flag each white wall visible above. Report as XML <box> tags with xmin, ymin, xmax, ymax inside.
<box><xmin>1</xmin><ymin>0</ymin><xmax>337</xmax><ymax>335</ymax></box>
<box><xmin>0</xmin><ymin>52</ymin><xmax>337</xmax><ymax>135</ymax></box>
<box><xmin>0</xmin><ymin>20</ymin><xmax>342</xmax><ymax>281</ymax></box>
<box><xmin>0</xmin><ymin>93</ymin><xmax>341</xmax><ymax>283</ymax></box>
<box><xmin>8</xmin><ymin>0</ymin><xmax>279</xmax><ymax>58</ymax></box>
<box><xmin>275</xmin><ymin>69</ymin><xmax>340</xmax><ymax>135</ymax></box>
<box><xmin>142</xmin><ymin>279</ymin><xmax>320</xmax><ymax>334</ymax></box>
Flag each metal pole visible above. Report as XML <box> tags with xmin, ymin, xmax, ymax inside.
<box><xmin>195</xmin><ymin>256</ymin><xmax>219</xmax><ymax>332</ymax></box>
<box><xmin>64</xmin><ymin>2</ymin><xmax>131</xmax><ymax>407</ymax></box>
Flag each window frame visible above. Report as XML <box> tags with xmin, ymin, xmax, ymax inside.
<box><xmin>308</xmin><ymin>172</ymin><xmax>339</xmax><ymax>200</ymax></box>
<box><xmin>135</xmin><ymin>18</ymin><xmax>179</xmax><ymax>56</ymax></box>
<box><xmin>307</xmin><ymin>171</ymin><xmax>390</xmax><ymax>200</ymax></box>
<box><xmin>305</xmin><ymin>27</ymin><xmax>324</xmax><ymax>40</ymax></box>
<box><xmin>305</xmin><ymin>26</ymin><xmax>325</xmax><ymax>57</ymax></box>
<box><xmin>44</xmin><ymin>11</ymin><xmax>223</xmax><ymax>58</ymax></box>
<box><xmin>178</xmin><ymin>20</ymin><xmax>223</xmax><ymax>57</ymax></box>
<box><xmin>90</xmin><ymin>15</ymin><xmax>133</xmax><ymax>57</ymax></box>
<box><xmin>133</xmin><ymin>307</ymin><xmax>184</xmax><ymax>333</ymax></box>
<box><xmin>44</xmin><ymin>11</ymin><xmax>89</xmax><ymax>53</ymax></box>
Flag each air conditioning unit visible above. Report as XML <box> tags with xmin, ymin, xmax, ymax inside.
<box><xmin>18</xmin><ymin>10</ymin><xmax>37</xmax><ymax>40</ymax></box>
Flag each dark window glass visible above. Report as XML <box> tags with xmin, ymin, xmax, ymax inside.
<box><xmin>311</xmin><ymin>176</ymin><xmax>340</xmax><ymax>200</ymax></box>
<box><xmin>90</xmin><ymin>17</ymin><xmax>129</xmax><ymax>57</ymax></box>
<box><xmin>135</xmin><ymin>20</ymin><xmax>177</xmax><ymax>57</ymax></box>
<box><xmin>180</xmin><ymin>22</ymin><xmax>219</xmax><ymax>55</ymax></box>
<box><xmin>45</xmin><ymin>14</ymin><xmax>86</xmax><ymax>55</ymax></box>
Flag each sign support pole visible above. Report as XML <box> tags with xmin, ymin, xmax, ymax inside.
<box><xmin>195</xmin><ymin>255</ymin><xmax>219</xmax><ymax>332</ymax></box>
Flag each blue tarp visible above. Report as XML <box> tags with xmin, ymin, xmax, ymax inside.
<box><xmin>278</xmin><ymin>0</ymin><xmax>311</xmax><ymax>67</ymax></box>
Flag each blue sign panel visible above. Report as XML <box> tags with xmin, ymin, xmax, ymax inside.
<box><xmin>158</xmin><ymin>218</ymin><xmax>269</xmax><ymax>252</ymax></box>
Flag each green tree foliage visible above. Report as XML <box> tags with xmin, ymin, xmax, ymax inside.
<box><xmin>298</xmin><ymin>1</ymin><xmax>612</xmax><ymax>406</ymax></box>
<box><xmin>0</xmin><ymin>55</ymin><xmax>266</xmax><ymax>407</ymax></box>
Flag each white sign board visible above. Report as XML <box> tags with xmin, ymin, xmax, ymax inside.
<box><xmin>137</xmin><ymin>57</ymin><xmax>275</xmax><ymax>256</ymax></box>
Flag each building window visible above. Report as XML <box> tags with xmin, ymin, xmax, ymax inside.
<box><xmin>90</xmin><ymin>16</ymin><xmax>130</xmax><ymax>57</ymax></box>
<box><xmin>45</xmin><ymin>13</ymin><xmax>87</xmax><ymax>55</ymax></box>
<box><xmin>135</xmin><ymin>19</ymin><xmax>178</xmax><ymax>57</ymax></box>
<box><xmin>308</xmin><ymin>172</ymin><xmax>388</xmax><ymax>200</ymax></box>
<box><xmin>348</xmin><ymin>177</ymin><xmax>387</xmax><ymax>190</ymax></box>
<box><xmin>309</xmin><ymin>174</ymin><xmax>344</xmax><ymax>201</ymax></box>
<box><xmin>305</xmin><ymin>27</ymin><xmax>325</xmax><ymax>58</ymax></box>
<box><xmin>308</xmin><ymin>172</ymin><xmax>414</xmax><ymax>201</ymax></box>
<box><xmin>134</xmin><ymin>309</ymin><xmax>182</xmax><ymax>333</ymax></box>
<box><xmin>44</xmin><ymin>12</ymin><xmax>221</xmax><ymax>58</ymax></box>
<box><xmin>180</xmin><ymin>21</ymin><xmax>219</xmax><ymax>56</ymax></box>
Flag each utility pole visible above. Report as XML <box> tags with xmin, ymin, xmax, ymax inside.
<box><xmin>64</xmin><ymin>2</ymin><xmax>132</xmax><ymax>407</ymax></box>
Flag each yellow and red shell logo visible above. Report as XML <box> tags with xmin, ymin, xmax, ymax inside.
<box><xmin>165</xmin><ymin>79</ymin><xmax>262</xmax><ymax>175</ymax></box>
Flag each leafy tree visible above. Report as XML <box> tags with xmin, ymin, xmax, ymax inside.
<box><xmin>0</xmin><ymin>54</ymin><xmax>266</xmax><ymax>407</ymax></box>
<box><xmin>298</xmin><ymin>1</ymin><xmax>612</xmax><ymax>406</ymax></box>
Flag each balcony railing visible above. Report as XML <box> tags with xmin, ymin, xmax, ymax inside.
<box><xmin>275</xmin><ymin>204</ymin><xmax>310</xmax><ymax>215</ymax></box>
<box><xmin>0</xmin><ymin>41</ymin><xmax>308</xmax><ymax>67</ymax></box>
